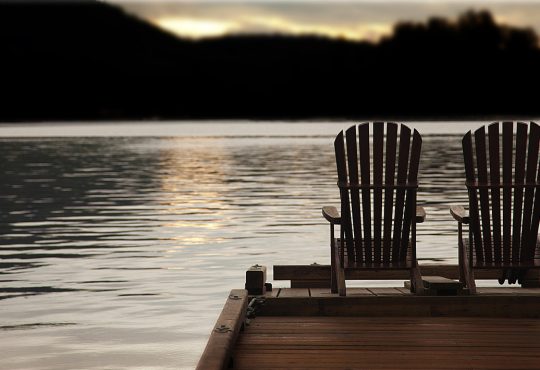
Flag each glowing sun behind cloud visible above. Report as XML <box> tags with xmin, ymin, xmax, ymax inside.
<box><xmin>158</xmin><ymin>18</ymin><xmax>238</xmax><ymax>38</ymax></box>
<box><xmin>154</xmin><ymin>15</ymin><xmax>392</xmax><ymax>41</ymax></box>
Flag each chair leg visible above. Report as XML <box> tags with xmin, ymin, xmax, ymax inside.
<box><xmin>458</xmin><ymin>231</ymin><xmax>466</xmax><ymax>285</ymax></box>
<box><xmin>330</xmin><ymin>261</ymin><xmax>338</xmax><ymax>293</ymax></box>
<box><xmin>336</xmin><ymin>265</ymin><xmax>346</xmax><ymax>296</ymax></box>
<box><xmin>465</xmin><ymin>267</ymin><xmax>476</xmax><ymax>294</ymax></box>
<box><xmin>332</xmin><ymin>242</ymin><xmax>346</xmax><ymax>296</ymax></box>
<box><xmin>460</xmin><ymin>238</ymin><xmax>476</xmax><ymax>294</ymax></box>
<box><xmin>410</xmin><ymin>261</ymin><xmax>424</xmax><ymax>295</ymax></box>
<box><xmin>330</xmin><ymin>239</ymin><xmax>338</xmax><ymax>293</ymax></box>
<box><xmin>330</xmin><ymin>269</ymin><xmax>338</xmax><ymax>293</ymax></box>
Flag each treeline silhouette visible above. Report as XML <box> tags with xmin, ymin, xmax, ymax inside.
<box><xmin>1</xmin><ymin>1</ymin><xmax>540</xmax><ymax>121</ymax></box>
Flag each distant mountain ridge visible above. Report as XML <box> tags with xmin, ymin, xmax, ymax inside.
<box><xmin>1</xmin><ymin>0</ymin><xmax>539</xmax><ymax>121</ymax></box>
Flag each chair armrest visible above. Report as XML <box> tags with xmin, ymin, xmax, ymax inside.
<box><xmin>450</xmin><ymin>205</ymin><xmax>469</xmax><ymax>224</ymax></box>
<box><xmin>416</xmin><ymin>206</ymin><xmax>426</xmax><ymax>223</ymax></box>
<box><xmin>322</xmin><ymin>206</ymin><xmax>341</xmax><ymax>224</ymax></box>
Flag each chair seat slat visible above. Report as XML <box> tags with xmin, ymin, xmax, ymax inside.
<box><xmin>522</xmin><ymin>122</ymin><xmax>540</xmax><ymax>261</ymax></box>
<box><xmin>512</xmin><ymin>123</ymin><xmax>528</xmax><ymax>261</ymax></box>
<box><xmin>383</xmin><ymin>123</ymin><xmax>398</xmax><ymax>263</ymax></box>
<box><xmin>346</xmin><ymin>126</ymin><xmax>363</xmax><ymax>263</ymax></box>
<box><xmin>475</xmin><ymin>126</ymin><xmax>492</xmax><ymax>260</ymax></box>
<box><xmin>392</xmin><ymin>125</ymin><xmax>411</xmax><ymax>261</ymax></box>
<box><xmin>400</xmin><ymin>130</ymin><xmax>421</xmax><ymax>262</ymax></box>
<box><xmin>502</xmin><ymin>121</ymin><xmax>513</xmax><ymax>263</ymax></box>
<box><xmin>334</xmin><ymin>131</ymin><xmax>354</xmax><ymax>264</ymax></box>
<box><xmin>463</xmin><ymin>131</ymin><xmax>483</xmax><ymax>262</ymax></box>
<box><xmin>358</xmin><ymin>123</ymin><xmax>372</xmax><ymax>262</ymax></box>
<box><xmin>488</xmin><ymin>122</ymin><xmax>502</xmax><ymax>263</ymax></box>
<box><xmin>372</xmin><ymin>122</ymin><xmax>384</xmax><ymax>263</ymax></box>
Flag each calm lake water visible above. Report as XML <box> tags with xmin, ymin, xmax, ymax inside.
<box><xmin>0</xmin><ymin>121</ymin><xmax>494</xmax><ymax>369</ymax></box>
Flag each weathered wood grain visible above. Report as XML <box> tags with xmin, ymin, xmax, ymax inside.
<box><xmin>233</xmin><ymin>316</ymin><xmax>540</xmax><ymax>369</ymax></box>
<box><xmin>273</xmin><ymin>264</ymin><xmax>506</xmax><ymax>282</ymax></box>
<box><xmin>257</xmin><ymin>293</ymin><xmax>540</xmax><ymax>318</ymax></box>
<box><xmin>196</xmin><ymin>289</ymin><xmax>248</xmax><ymax>370</ymax></box>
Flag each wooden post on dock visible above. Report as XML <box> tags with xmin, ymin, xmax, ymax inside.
<box><xmin>245</xmin><ymin>264</ymin><xmax>267</xmax><ymax>295</ymax></box>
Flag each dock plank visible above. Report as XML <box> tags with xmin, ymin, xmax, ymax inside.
<box><xmin>278</xmin><ymin>288</ymin><xmax>310</xmax><ymax>298</ymax></box>
<box><xmin>368</xmin><ymin>288</ymin><xmax>406</xmax><ymax>296</ymax></box>
<box><xmin>257</xmin><ymin>289</ymin><xmax>540</xmax><ymax>317</ymax></box>
<box><xmin>396</xmin><ymin>287</ymin><xmax>412</xmax><ymax>294</ymax></box>
<box><xmin>310</xmin><ymin>288</ymin><xmax>374</xmax><ymax>297</ymax></box>
<box><xmin>196</xmin><ymin>289</ymin><xmax>248</xmax><ymax>370</ymax></box>
<box><xmin>345</xmin><ymin>287</ymin><xmax>374</xmax><ymax>296</ymax></box>
<box><xmin>264</xmin><ymin>288</ymin><xmax>280</xmax><ymax>298</ymax></box>
<box><xmin>309</xmin><ymin>288</ymin><xmax>336</xmax><ymax>298</ymax></box>
<box><xmin>234</xmin><ymin>316</ymin><xmax>540</xmax><ymax>369</ymax></box>
<box><xmin>475</xmin><ymin>287</ymin><xmax>540</xmax><ymax>295</ymax></box>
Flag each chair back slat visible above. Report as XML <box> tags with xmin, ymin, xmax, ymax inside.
<box><xmin>358</xmin><ymin>123</ymin><xmax>372</xmax><ymax>262</ymax></box>
<box><xmin>334</xmin><ymin>122</ymin><xmax>421</xmax><ymax>266</ymax></box>
<box><xmin>400</xmin><ymin>129</ymin><xmax>421</xmax><ymax>260</ymax></box>
<box><xmin>512</xmin><ymin>123</ymin><xmax>528</xmax><ymax>261</ymax></box>
<box><xmin>475</xmin><ymin>127</ymin><xmax>492</xmax><ymax>261</ymax></box>
<box><xmin>334</xmin><ymin>132</ymin><xmax>354</xmax><ymax>262</ymax></box>
<box><xmin>488</xmin><ymin>123</ymin><xmax>502</xmax><ymax>262</ymax></box>
<box><xmin>372</xmin><ymin>122</ymin><xmax>384</xmax><ymax>263</ymax></box>
<box><xmin>464</xmin><ymin>121</ymin><xmax>540</xmax><ymax>266</ymax></box>
<box><xmin>463</xmin><ymin>132</ymin><xmax>484</xmax><ymax>262</ymax></box>
<box><xmin>392</xmin><ymin>125</ymin><xmax>411</xmax><ymax>261</ymax></box>
<box><xmin>383</xmin><ymin>123</ymin><xmax>398</xmax><ymax>263</ymax></box>
<box><xmin>522</xmin><ymin>122</ymin><xmax>540</xmax><ymax>260</ymax></box>
<box><xmin>529</xmin><ymin>163</ymin><xmax>540</xmax><ymax>260</ymax></box>
<box><xmin>502</xmin><ymin>122</ymin><xmax>513</xmax><ymax>263</ymax></box>
<box><xmin>345</xmin><ymin>126</ymin><xmax>362</xmax><ymax>263</ymax></box>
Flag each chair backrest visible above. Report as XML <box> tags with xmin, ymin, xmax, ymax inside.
<box><xmin>334</xmin><ymin>122</ymin><xmax>422</xmax><ymax>264</ymax></box>
<box><xmin>462</xmin><ymin>121</ymin><xmax>540</xmax><ymax>266</ymax></box>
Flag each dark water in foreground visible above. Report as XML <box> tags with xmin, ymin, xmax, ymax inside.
<box><xmin>0</xmin><ymin>122</ymin><xmax>489</xmax><ymax>369</ymax></box>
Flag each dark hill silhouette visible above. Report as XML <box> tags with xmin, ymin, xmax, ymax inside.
<box><xmin>1</xmin><ymin>1</ymin><xmax>540</xmax><ymax>121</ymax></box>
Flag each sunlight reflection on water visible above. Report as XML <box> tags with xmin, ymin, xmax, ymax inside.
<box><xmin>0</xmin><ymin>121</ymin><xmax>490</xmax><ymax>369</ymax></box>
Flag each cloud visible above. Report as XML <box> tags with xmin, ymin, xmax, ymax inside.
<box><xmin>110</xmin><ymin>1</ymin><xmax>540</xmax><ymax>40</ymax></box>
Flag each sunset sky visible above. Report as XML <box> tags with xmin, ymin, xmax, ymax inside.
<box><xmin>106</xmin><ymin>1</ymin><xmax>540</xmax><ymax>41</ymax></box>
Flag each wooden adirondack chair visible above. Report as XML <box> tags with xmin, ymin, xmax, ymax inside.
<box><xmin>451</xmin><ymin>121</ymin><xmax>540</xmax><ymax>294</ymax></box>
<box><xmin>322</xmin><ymin>122</ymin><xmax>426</xmax><ymax>296</ymax></box>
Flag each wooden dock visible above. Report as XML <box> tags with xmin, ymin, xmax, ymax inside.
<box><xmin>197</xmin><ymin>264</ymin><xmax>540</xmax><ymax>370</ymax></box>
<box><xmin>234</xmin><ymin>315</ymin><xmax>540</xmax><ymax>369</ymax></box>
